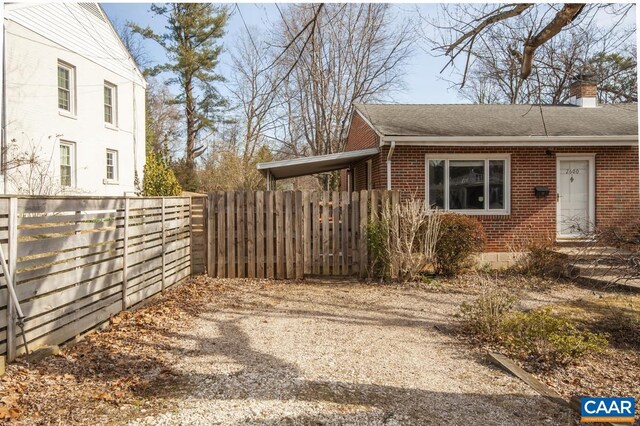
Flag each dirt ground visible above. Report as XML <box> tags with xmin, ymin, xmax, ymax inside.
<box><xmin>0</xmin><ymin>275</ymin><xmax>608</xmax><ymax>425</ymax></box>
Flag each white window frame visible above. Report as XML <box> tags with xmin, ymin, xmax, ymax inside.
<box><xmin>425</xmin><ymin>153</ymin><xmax>511</xmax><ymax>215</ymax></box>
<box><xmin>60</xmin><ymin>141</ymin><xmax>76</xmax><ymax>188</ymax></box>
<box><xmin>105</xmin><ymin>149</ymin><xmax>119</xmax><ymax>183</ymax></box>
<box><xmin>104</xmin><ymin>81</ymin><xmax>117</xmax><ymax>126</ymax></box>
<box><xmin>57</xmin><ymin>61</ymin><xmax>76</xmax><ymax>115</ymax></box>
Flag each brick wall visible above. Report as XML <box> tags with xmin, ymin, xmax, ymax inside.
<box><xmin>569</xmin><ymin>83</ymin><xmax>597</xmax><ymax>99</ymax></box>
<box><xmin>353</xmin><ymin>145</ymin><xmax>639</xmax><ymax>251</ymax></box>
<box><xmin>341</xmin><ymin>110</ymin><xmax>381</xmax><ymax>191</ymax></box>
<box><xmin>344</xmin><ymin>111</ymin><xmax>379</xmax><ymax>152</ymax></box>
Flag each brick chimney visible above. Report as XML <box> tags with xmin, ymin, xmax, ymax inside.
<box><xmin>568</xmin><ymin>73</ymin><xmax>598</xmax><ymax>107</ymax></box>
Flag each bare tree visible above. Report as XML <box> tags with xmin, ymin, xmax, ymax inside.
<box><xmin>5</xmin><ymin>134</ymin><xmax>63</xmax><ymax>195</ymax></box>
<box><xmin>425</xmin><ymin>4</ymin><xmax>635</xmax><ymax>87</ymax></box>
<box><xmin>145</xmin><ymin>78</ymin><xmax>183</xmax><ymax>157</ymax></box>
<box><xmin>266</xmin><ymin>4</ymin><xmax>414</xmax><ymax>188</ymax></box>
<box><xmin>426</xmin><ymin>4</ymin><xmax>636</xmax><ymax>104</ymax></box>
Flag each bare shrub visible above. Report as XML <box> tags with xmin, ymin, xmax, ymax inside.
<box><xmin>571</xmin><ymin>220</ymin><xmax>640</xmax><ymax>286</ymax></box>
<box><xmin>509</xmin><ymin>235</ymin><xmax>568</xmax><ymax>279</ymax></box>
<box><xmin>460</xmin><ymin>286</ymin><xmax>518</xmax><ymax>341</ymax></box>
<box><xmin>368</xmin><ymin>196</ymin><xmax>441</xmax><ymax>282</ymax></box>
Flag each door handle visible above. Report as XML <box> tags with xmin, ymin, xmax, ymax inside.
<box><xmin>556</xmin><ymin>193</ymin><xmax>560</xmax><ymax>202</ymax></box>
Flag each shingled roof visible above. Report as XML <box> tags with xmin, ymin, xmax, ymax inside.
<box><xmin>354</xmin><ymin>103</ymin><xmax>638</xmax><ymax>138</ymax></box>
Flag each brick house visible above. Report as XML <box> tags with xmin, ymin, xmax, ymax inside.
<box><xmin>258</xmin><ymin>77</ymin><xmax>639</xmax><ymax>259</ymax></box>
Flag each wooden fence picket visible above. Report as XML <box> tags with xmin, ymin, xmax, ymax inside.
<box><xmin>285</xmin><ymin>191</ymin><xmax>294</xmax><ymax>279</ymax></box>
<box><xmin>303</xmin><ymin>192</ymin><xmax>311</xmax><ymax>275</ymax></box>
<box><xmin>204</xmin><ymin>189</ymin><xmax>397</xmax><ymax>280</ymax></box>
<box><xmin>275</xmin><ymin>191</ymin><xmax>284</xmax><ymax>279</ymax></box>
<box><xmin>246</xmin><ymin>192</ymin><xmax>256</xmax><ymax>279</ymax></box>
<box><xmin>266</xmin><ymin>191</ymin><xmax>274</xmax><ymax>279</ymax></box>
<box><xmin>256</xmin><ymin>191</ymin><xmax>264</xmax><ymax>278</ymax></box>
<box><xmin>341</xmin><ymin>191</ymin><xmax>349</xmax><ymax>275</ymax></box>
<box><xmin>295</xmin><ymin>191</ymin><xmax>303</xmax><ymax>280</ymax></box>
<box><xmin>226</xmin><ymin>192</ymin><xmax>236</xmax><ymax>279</ymax></box>
<box><xmin>236</xmin><ymin>192</ymin><xmax>245</xmax><ymax>278</ymax></box>
<box><xmin>312</xmin><ymin>192</ymin><xmax>320</xmax><ymax>275</ymax></box>
<box><xmin>332</xmin><ymin>191</ymin><xmax>339</xmax><ymax>275</ymax></box>
<box><xmin>322</xmin><ymin>191</ymin><xmax>330</xmax><ymax>275</ymax></box>
<box><xmin>359</xmin><ymin>190</ymin><xmax>368</xmax><ymax>279</ymax></box>
<box><xmin>217</xmin><ymin>192</ymin><xmax>225</xmax><ymax>278</ymax></box>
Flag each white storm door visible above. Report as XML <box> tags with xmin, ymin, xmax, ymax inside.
<box><xmin>557</xmin><ymin>156</ymin><xmax>594</xmax><ymax>238</ymax></box>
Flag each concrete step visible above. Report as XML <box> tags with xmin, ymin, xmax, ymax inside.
<box><xmin>574</xmin><ymin>274</ymin><xmax>640</xmax><ymax>293</ymax></box>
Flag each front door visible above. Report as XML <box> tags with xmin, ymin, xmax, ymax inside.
<box><xmin>557</xmin><ymin>156</ymin><xmax>594</xmax><ymax>238</ymax></box>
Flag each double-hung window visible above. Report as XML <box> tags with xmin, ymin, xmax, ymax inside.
<box><xmin>57</xmin><ymin>62</ymin><xmax>75</xmax><ymax>113</ymax></box>
<box><xmin>60</xmin><ymin>142</ymin><xmax>75</xmax><ymax>187</ymax></box>
<box><xmin>426</xmin><ymin>154</ymin><xmax>510</xmax><ymax>214</ymax></box>
<box><xmin>104</xmin><ymin>82</ymin><xmax>116</xmax><ymax>124</ymax></box>
<box><xmin>106</xmin><ymin>149</ymin><xmax>118</xmax><ymax>182</ymax></box>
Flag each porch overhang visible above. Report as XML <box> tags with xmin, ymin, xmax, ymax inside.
<box><xmin>256</xmin><ymin>148</ymin><xmax>379</xmax><ymax>180</ymax></box>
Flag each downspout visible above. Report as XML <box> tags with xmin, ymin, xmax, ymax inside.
<box><xmin>2</xmin><ymin>22</ymin><xmax>7</xmax><ymax>193</ymax></box>
<box><xmin>386</xmin><ymin>141</ymin><xmax>395</xmax><ymax>190</ymax></box>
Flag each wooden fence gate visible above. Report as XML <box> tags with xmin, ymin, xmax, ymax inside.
<box><xmin>206</xmin><ymin>190</ymin><xmax>398</xmax><ymax>279</ymax></box>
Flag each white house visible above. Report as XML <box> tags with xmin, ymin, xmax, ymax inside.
<box><xmin>2</xmin><ymin>2</ymin><xmax>146</xmax><ymax>196</ymax></box>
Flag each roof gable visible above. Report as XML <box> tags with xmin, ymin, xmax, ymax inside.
<box><xmin>5</xmin><ymin>2</ymin><xmax>146</xmax><ymax>87</ymax></box>
<box><xmin>354</xmin><ymin>103</ymin><xmax>638</xmax><ymax>138</ymax></box>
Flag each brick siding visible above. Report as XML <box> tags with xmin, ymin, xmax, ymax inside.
<box><xmin>353</xmin><ymin>144</ymin><xmax>639</xmax><ymax>251</ymax></box>
<box><xmin>344</xmin><ymin>111</ymin><xmax>379</xmax><ymax>152</ymax></box>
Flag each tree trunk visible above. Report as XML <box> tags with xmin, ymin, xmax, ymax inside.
<box><xmin>185</xmin><ymin>77</ymin><xmax>196</xmax><ymax>171</ymax></box>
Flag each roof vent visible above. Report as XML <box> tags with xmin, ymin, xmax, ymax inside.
<box><xmin>79</xmin><ymin>3</ymin><xmax>105</xmax><ymax>22</ymax></box>
<box><xmin>569</xmin><ymin>73</ymin><xmax>598</xmax><ymax>108</ymax></box>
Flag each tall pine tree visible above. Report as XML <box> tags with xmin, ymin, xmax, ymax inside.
<box><xmin>132</xmin><ymin>4</ymin><xmax>229</xmax><ymax>191</ymax></box>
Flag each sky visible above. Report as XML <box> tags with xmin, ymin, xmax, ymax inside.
<box><xmin>101</xmin><ymin>3</ymin><xmax>637</xmax><ymax>106</ymax></box>
<box><xmin>100</xmin><ymin>3</ymin><xmax>461</xmax><ymax>104</ymax></box>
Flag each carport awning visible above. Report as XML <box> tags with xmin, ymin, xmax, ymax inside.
<box><xmin>256</xmin><ymin>148</ymin><xmax>379</xmax><ymax>180</ymax></box>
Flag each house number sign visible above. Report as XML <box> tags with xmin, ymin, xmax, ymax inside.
<box><xmin>564</xmin><ymin>169</ymin><xmax>580</xmax><ymax>174</ymax></box>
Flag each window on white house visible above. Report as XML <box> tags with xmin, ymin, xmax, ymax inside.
<box><xmin>106</xmin><ymin>149</ymin><xmax>118</xmax><ymax>181</ymax></box>
<box><xmin>60</xmin><ymin>142</ymin><xmax>75</xmax><ymax>187</ymax></box>
<box><xmin>57</xmin><ymin>62</ymin><xmax>75</xmax><ymax>112</ymax></box>
<box><xmin>426</xmin><ymin>155</ymin><xmax>510</xmax><ymax>214</ymax></box>
<box><xmin>104</xmin><ymin>82</ymin><xmax>116</xmax><ymax>124</ymax></box>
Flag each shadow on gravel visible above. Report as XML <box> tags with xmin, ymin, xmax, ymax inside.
<box><xmin>137</xmin><ymin>307</ymin><xmax>571</xmax><ymax>424</ymax></box>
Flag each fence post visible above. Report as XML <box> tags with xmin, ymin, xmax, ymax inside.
<box><xmin>122</xmin><ymin>197</ymin><xmax>129</xmax><ymax>310</ymax></box>
<box><xmin>6</xmin><ymin>197</ymin><xmax>17</xmax><ymax>362</ymax></box>
<box><xmin>207</xmin><ymin>194</ymin><xmax>215</xmax><ymax>277</ymax></box>
<box><xmin>161</xmin><ymin>197</ymin><xmax>166</xmax><ymax>292</ymax></box>
<box><xmin>359</xmin><ymin>190</ymin><xmax>368</xmax><ymax>279</ymax></box>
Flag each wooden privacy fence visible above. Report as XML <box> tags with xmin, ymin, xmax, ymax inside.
<box><xmin>0</xmin><ymin>196</ymin><xmax>197</xmax><ymax>362</ymax></box>
<box><xmin>206</xmin><ymin>190</ymin><xmax>399</xmax><ymax>279</ymax></box>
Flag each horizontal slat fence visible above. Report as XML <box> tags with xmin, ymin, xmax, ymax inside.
<box><xmin>1</xmin><ymin>196</ymin><xmax>194</xmax><ymax>362</ymax></box>
<box><xmin>207</xmin><ymin>190</ymin><xmax>398</xmax><ymax>279</ymax></box>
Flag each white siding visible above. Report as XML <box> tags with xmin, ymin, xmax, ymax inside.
<box><xmin>5</xmin><ymin>3</ymin><xmax>145</xmax><ymax>86</ymax></box>
<box><xmin>3</xmin><ymin>3</ymin><xmax>146</xmax><ymax>196</ymax></box>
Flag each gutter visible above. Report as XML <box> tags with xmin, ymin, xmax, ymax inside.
<box><xmin>386</xmin><ymin>141</ymin><xmax>395</xmax><ymax>190</ymax></box>
<box><xmin>378</xmin><ymin>135</ymin><xmax>637</xmax><ymax>146</ymax></box>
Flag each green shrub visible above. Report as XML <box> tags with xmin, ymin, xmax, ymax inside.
<box><xmin>502</xmin><ymin>308</ymin><xmax>608</xmax><ymax>367</ymax></box>
<box><xmin>368</xmin><ymin>219</ymin><xmax>391</xmax><ymax>280</ymax></box>
<box><xmin>460</xmin><ymin>288</ymin><xmax>518</xmax><ymax>340</ymax></box>
<box><xmin>142</xmin><ymin>154</ymin><xmax>182</xmax><ymax>196</ymax></box>
<box><xmin>434</xmin><ymin>213</ymin><xmax>486</xmax><ymax>276</ymax></box>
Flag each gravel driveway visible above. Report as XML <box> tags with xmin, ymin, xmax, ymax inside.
<box><xmin>129</xmin><ymin>278</ymin><xmax>570</xmax><ymax>425</ymax></box>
